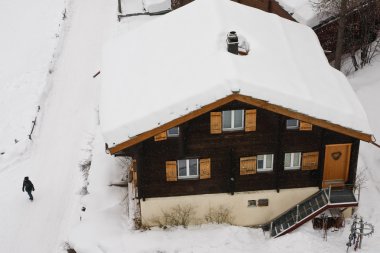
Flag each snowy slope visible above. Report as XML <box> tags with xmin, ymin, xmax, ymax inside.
<box><xmin>0</xmin><ymin>0</ymin><xmax>117</xmax><ymax>252</ymax></box>
<box><xmin>350</xmin><ymin>58</ymin><xmax>380</xmax><ymax>235</ymax></box>
<box><xmin>0</xmin><ymin>0</ymin><xmax>65</xmax><ymax>162</ymax></box>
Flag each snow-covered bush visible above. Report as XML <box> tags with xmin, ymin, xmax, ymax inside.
<box><xmin>150</xmin><ymin>204</ymin><xmax>196</xmax><ymax>228</ymax></box>
<box><xmin>204</xmin><ymin>205</ymin><xmax>234</xmax><ymax>224</ymax></box>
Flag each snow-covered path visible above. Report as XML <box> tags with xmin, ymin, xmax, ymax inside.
<box><xmin>0</xmin><ymin>0</ymin><xmax>116</xmax><ymax>252</ymax></box>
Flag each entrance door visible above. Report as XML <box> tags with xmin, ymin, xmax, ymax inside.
<box><xmin>322</xmin><ymin>144</ymin><xmax>352</xmax><ymax>188</ymax></box>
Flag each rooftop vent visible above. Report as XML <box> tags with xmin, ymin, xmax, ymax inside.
<box><xmin>227</xmin><ymin>31</ymin><xmax>239</xmax><ymax>55</ymax></box>
<box><xmin>226</xmin><ymin>31</ymin><xmax>250</xmax><ymax>55</ymax></box>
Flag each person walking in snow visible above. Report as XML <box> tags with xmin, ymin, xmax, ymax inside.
<box><xmin>22</xmin><ymin>176</ymin><xmax>35</xmax><ymax>201</ymax></box>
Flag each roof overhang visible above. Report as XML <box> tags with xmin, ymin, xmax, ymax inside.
<box><xmin>108</xmin><ymin>93</ymin><xmax>372</xmax><ymax>154</ymax></box>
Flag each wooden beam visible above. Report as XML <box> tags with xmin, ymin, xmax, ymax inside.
<box><xmin>234</xmin><ymin>94</ymin><xmax>372</xmax><ymax>143</ymax></box>
<box><xmin>109</xmin><ymin>93</ymin><xmax>372</xmax><ymax>154</ymax></box>
<box><xmin>109</xmin><ymin>94</ymin><xmax>237</xmax><ymax>154</ymax></box>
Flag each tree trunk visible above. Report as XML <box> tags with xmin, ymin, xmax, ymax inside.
<box><xmin>334</xmin><ymin>0</ymin><xmax>348</xmax><ymax>70</ymax></box>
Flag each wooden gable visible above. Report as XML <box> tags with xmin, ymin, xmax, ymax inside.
<box><xmin>108</xmin><ymin>94</ymin><xmax>372</xmax><ymax>154</ymax></box>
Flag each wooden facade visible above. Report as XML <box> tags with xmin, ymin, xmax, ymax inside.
<box><xmin>120</xmin><ymin>100</ymin><xmax>360</xmax><ymax>200</ymax></box>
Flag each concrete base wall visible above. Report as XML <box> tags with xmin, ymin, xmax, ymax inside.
<box><xmin>141</xmin><ymin>187</ymin><xmax>319</xmax><ymax>226</ymax></box>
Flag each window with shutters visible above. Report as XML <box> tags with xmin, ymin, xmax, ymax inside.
<box><xmin>167</xmin><ymin>127</ymin><xmax>180</xmax><ymax>137</ymax></box>
<box><xmin>257</xmin><ymin>154</ymin><xmax>274</xmax><ymax>172</ymax></box>
<box><xmin>178</xmin><ymin>159</ymin><xmax>199</xmax><ymax>179</ymax></box>
<box><xmin>286</xmin><ymin>119</ymin><xmax>299</xmax><ymax>129</ymax></box>
<box><xmin>222</xmin><ymin>110</ymin><xmax>244</xmax><ymax>131</ymax></box>
<box><xmin>284</xmin><ymin>152</ymin><xmax>301</xmax><ymax>170</ymax></box>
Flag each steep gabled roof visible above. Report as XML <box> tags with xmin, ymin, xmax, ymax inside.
<box><xmin>100</xmin><ymin>0</ymin><xmax>372</xmax><ymax>154</ymax></box>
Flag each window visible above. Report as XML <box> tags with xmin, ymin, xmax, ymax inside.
<box><xmin>167</xmin><ymin>127</ymin><xmax>179</xmax><ymax>137</ymax></box>
<box><xmin>258</xmin><ymin>199</ymin><xmax>269</xmax><ymax>206</ymax></box>
<box><xmin>178</xmin><ymin>159</ymin><xmax>198</xmax><ymax>179</ymax></box>
<box><xmin>286</xmin><ymin>119</ymin><xmax>299</xmax><ymax>129</ymax></box>
<box><xmin>222</xmin><ymin>110</ymin><xmax>244</xmax><ymax>131</ymax></box>
<box><xmin>257</xmin><ymin>154</ymin><xmax>274</xmax><ymax>172</ymax></box>
<box><xmin>248</xmin><ymin>200</ymin><xmax>257</xmax><ymax>207</ymax></box>
<box><xmin>284</xmin><ymin>152</ymin><xmax>301</xmax><ymax>170</ymax></box>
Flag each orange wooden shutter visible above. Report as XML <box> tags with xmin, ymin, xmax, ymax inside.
<box><xmin>154</xmin><ymin>131</ymin><xmax>167</xmax><ymax>141</ymax></box>
<box><xmin>240</xmin><ymin>156</ymin><xmax>257</xmax><ymax>175</ymax></box>
<box><xmin>166</xmin><ymin>161</ymin><xmax>177</xmax><ymax>181</ymax></box>
<box><xmin>210</xmin><ymin>112</ymin><xmax>222</xmax><ymax>134</ymax></box>
<box><xmin>245</xmin><ymin>109</ymin><xmax>257</xmax><ymax>132</ymax></box>
<box><xmin>302</xmin><ymin>152</ymin><xmax>319</xmax><ymax>170</ymax></box>
<box><xmin>300</xmin><ymin>121</ymin><xmax>313</xmax><ymax>131</ymax></box>
<box><xmin>200</xmin><ymin>158</ymin><xmax>211</xmax><ymax>179</ymax></box>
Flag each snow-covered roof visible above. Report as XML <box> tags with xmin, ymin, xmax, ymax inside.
<box><xmin>100</xmin><ymin>0</ymin><xmax>371</xmax><ymax>149</ymax></box>
<box><xmin>143</xmin><ymin>0</ymin><xmax>171</xmax><ymax>13</ymax></box>
<box><xmin>276</xmin><ymin>0</ymin><xmax>326</xmax><ymax>27</ymax></box>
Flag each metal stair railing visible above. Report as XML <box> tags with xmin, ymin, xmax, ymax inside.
<box><xmin>268</xmin><ymin>185</ymin><xmax>358</xmax><ymax>238</ymax></box>
<box><xmin>269</xmin><ymin>190</ymin><xmax>328</xmax><ymax>237</ymax></box>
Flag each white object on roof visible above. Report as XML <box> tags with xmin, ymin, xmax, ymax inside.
<box><xmin>276</xmin><ymin>0</ymin><xmax>328</xmax><ymax>27</ymax></box>
<box><xmin>100</xmin><ymin>0</ymin><xmax>371</xmax><ymax>148</ymax></box>
<box><xmin>143</xmin><ymin>0</ymin><xmax>171</xmax><ymax>13</ymax></box>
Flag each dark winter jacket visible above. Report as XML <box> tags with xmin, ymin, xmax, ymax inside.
<box><xmin>22</xmin><ymin>179</ymin><xmax>35</xmax><ymax>192</ymax></box>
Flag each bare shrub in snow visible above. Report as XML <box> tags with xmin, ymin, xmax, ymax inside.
<box><xmin>349</xmin><ymin>38</ymin><xmax>380</xmax><ymax>71</ymax></box>
<box><xmin>151</xmin><ymin>204</ymin><xmax>196</xmax><ymax>228</ymax></box>
<box><xmin>63</xmin><ymin>242</ymin><xmax>76</xmax><ymax>253</ymax></box>
<box><xmin>355</xmin><ymin>167</ymin><xmax>368</xmax><ymax>191</ymax></box>
<box><xmin>78</xmin><ymin>159</ymin><xmax>91</xmax><ymax>195</ymax></box>
<box><xmin>204</xmin><ymin>205</ymin><xmax>234</xmax><ymax>224</ymax></box>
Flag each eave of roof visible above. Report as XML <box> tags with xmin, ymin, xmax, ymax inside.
<box><xmin>108</xmin><ymin>93</ymin><xmax>372</xmax><ymax>154</ymax></box>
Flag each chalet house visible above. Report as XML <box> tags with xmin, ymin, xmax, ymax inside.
<box><xmin>100</xmin><ymin>0</ymin><xmax>374</xmax><ymax>236</ymax></box>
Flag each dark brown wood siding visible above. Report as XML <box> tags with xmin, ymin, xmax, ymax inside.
<box><xmin>122</xmin><ymin>101</ymin><xmax>359</xmax><ymax>199</ymax></box>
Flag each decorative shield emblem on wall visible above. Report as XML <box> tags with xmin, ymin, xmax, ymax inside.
<box><xmin>331</xmin><ymin>151</ymin><xmax>342</xmax><ymax>160</ymax></box>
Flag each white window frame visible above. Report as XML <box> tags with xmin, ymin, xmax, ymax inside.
<box><xmin>177</xmin><ymin>159</ymin><xmax>199</xmax><ymax>179</ymax></box>
<box><xmin>286</xmin><ymin>119</ymin><xmax>299</xmax><ymax>129</ymax></box>
<box><xmin>167</xmin><ymin>127</ymin><xmax>180</xmax><ymax>137</ymax></box>
<box><xmin>222</xmin><ymin>109</ymin><xmax>244</xmax><ymax>131</ymax></box>
<box><xmin>257</xmin><ymin>154</ymin><xmax>274</xmax><ymax>172</ymax></box>
<box><xmin>284</xmin><ymin>152</ymin><xmax>302</xmax><ymax>170</ymax></box>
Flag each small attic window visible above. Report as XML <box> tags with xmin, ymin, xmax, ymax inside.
<box><xmin>226</xmin><ymin>31</ymin><xmax>250</xmax><ymax>56</ymax></box>
<box><xmin>286</xmin><ymin>119</ymin><xmax>299</xmax><ymax>129</ymax></box>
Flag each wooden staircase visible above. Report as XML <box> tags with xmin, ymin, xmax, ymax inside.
<box><xmin>267</xmin><ymin>187</ymin><xmax>358</xmax><ymax>238</ymax></box>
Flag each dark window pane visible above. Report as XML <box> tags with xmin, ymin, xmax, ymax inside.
<box><xmin>284</xmin><ymin>153</ymin><xmax>291</xmax><ymax>167</ymax></box>
<box><xmin>223</xmin><ymin>111</ymin><xmax>232</xmax><ymax>129</ymax></box>
<box><xmin>189</xmin><ymin>159</ymin><xmax>198</xmax><ymax>176</ymax></box>
<box><xmin>168</xmin><ymin>127</ymin><xmax>179</xmax><ymax>136</ymax></box>
<box><xmin>178</xmin><ymin>160</ymin><xmax>187</xmax><ymax>176</ymax></box>
<box><xmin>286</xmin><ymin>119</ymin><xmax>299</xmax><ymax>129</ymax></box>
<box><xmin>294</xmin><ymin>153</ymin><xmax>301</xmax><ymax>166</ymax></box>
<box><xmin>234</xmin><ymin>110</ymin><xmax>243</xmax><ymax>128</ymax></box>
<box><xmin>257</xmin><ymin>155</ymin><xmax>264</xmax><ymax>169</ymax></box>
<box><xmin>266</xmin><ymin>154</ymin><xmax>273</xmax><ymax>169</ymax></box>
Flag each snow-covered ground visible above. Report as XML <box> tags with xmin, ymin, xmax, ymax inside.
<box><xmin>0</xmin><ymin>0</ymin><xmax>116</xmax><ymax>252</ymax></box>
<box><xmin>0</xmin><ymin>0</ymin><xmax>65</xmax><ymax>166</ymax></box>
<box><xmin>0</xmin><ymin>0</ymin><xmax>379</xmax><ymax>252</ymax></box>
